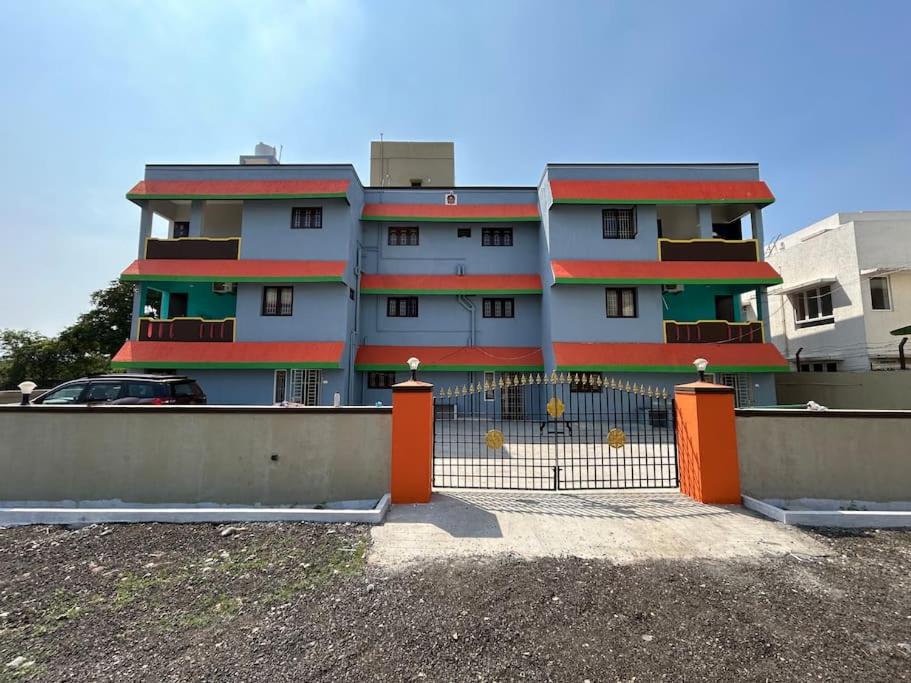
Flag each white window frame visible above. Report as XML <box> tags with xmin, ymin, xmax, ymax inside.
<box><xmin>713</xmin><ymin>373</ymin><xmax>754</xmax><ymax>408</ymax></box>
<box><xmin>483</xmin><ymin>371</ymin><xmax>496</xmax><ymax>401</ymax></box>
<box><xmin>791</xmin><ymin>285</ymin><xmax>834</xmax><ymax>328</ymax></box>
<box><xmin>869</xmin><ymin>276</ymin><xmax>892</xmax><ymax>311</ymax></box>
<box><xmin>273</xmin><ymin>370</ymin><xmax>288</xmax><ymax>404</ymax></box>
<box><xmin>288</xmin><ymin>369</ymin><xmax>321</xmax><ymax>406</ymax></box>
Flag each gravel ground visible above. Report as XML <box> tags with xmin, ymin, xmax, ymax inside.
<box><xmin>0</xmin><ymin>522</ymin><xmax>909</xmax><ymax>681</ymax></box>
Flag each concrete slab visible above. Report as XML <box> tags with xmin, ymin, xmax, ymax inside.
<box><xmin>369</xmin><ymin>489</ymin><xmax>827</xmax><ymax>568</ymax></box>
<box><xmin>743</xmin><ymin>495</ymin><xmax>911</xmax><ymax>528</ymax></box>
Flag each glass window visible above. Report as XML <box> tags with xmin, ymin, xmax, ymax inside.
<box><xmin>602</xmin><ymin>208</ymin><xmax>637</xmax><ymax>239</ymax></box>
<box><xmin>388</xmin><ymin>227</ymin><xmax>419</xmax><ymax>246</ymax></box>
<box><xmin>870</xmin><ymin>277</ymin><xmax>891</xmax><ymax>310</ymax></box>
<box><xmin>482</xmin><ymin>298</ymin><xmax>515</xmax><ymax>318</ymax></box>
<box><xmin>606</xmin><ymin>288</ymin><xmax>637</xmax><ymax>318</ymax></box>
<box><xmin>262</xmin><ymin>287</ymin><xmax>293</xmax><ymax>316</ymax></box>
<box><xmin>291</xmin><ymin>207</ymin><xmax>322</xmax><ymax>229</ymax></box>
<box><xmin>482</xmin><ymin>228</ymin><xmax>513</xmax><ymax>246</ymax></box>
<box><xmin>368</xmin><ymin>372</ymin><xmax>396</xmax><ymax>389</ymax></box>
<box><xmin>793</xmin><ymin>285</ymin><xmax>834</xmax><ymax>327</ymax></box>
<box><xmin>85</xmin><ymin>382</ymin><xmax>123</xmax><ymax>402</ymax></box>
<box><xmin>387</xmin><ymin>297</ymin><xmax>418</xmax><ymax>317</ymax></box>
<box><xmin>457</xmin><ymin>228</ymin><xmax>471</xmax><ymax>238</ymax></box>
<box><xmin>39</xmin><ymin>382</ymin><xmax>88</xmax><ymax>404</ymax></box>
<box><xmin>172</xmin><ymin>221</ymin><xmax>190</xmax><ymax>238</ymax></box>
<box><xmin>124</xmin><ymin>382</ymin><xmax>162</xmax><ymax>399</ymax></box>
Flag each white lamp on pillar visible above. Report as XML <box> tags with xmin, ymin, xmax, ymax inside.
<box><xmin>693</xmin><ymin>358</ymin><xmax>708</xmax><ymax>383</ymax></box>
<box><xmin>18</xmin><ymin>380</ymin><xmax>37</xmax><ymax>406</ymax></box>
<box><xmin>407</xmin><ymin>357</ymin><xmax>421</xmax><ymax>381</ymax></box>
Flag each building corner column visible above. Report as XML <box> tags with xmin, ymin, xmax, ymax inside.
<box><xmin>390</xmin><ymin>380</ymin><xmax>434</xmax><ymax>504</ymax></box>
<box><xmin>674</xmin><ymin>381</ymin><xmax>741</xmax><ymax>504</ymax></box>
<box><xmin>138</xmin><ymin>204</ymin><xmax>154</xmax><ymax>259</ymax></box>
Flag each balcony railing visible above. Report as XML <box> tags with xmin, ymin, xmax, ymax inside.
<box><xmin>138</xmin><ymin>317</ymin><xmax>236</xmax><ymax>342</ymax></box>
<box><xmin>659</xmin><ymin>238</ymin><xmax>759</xmax><ymax>262</ymax></box>
<box><xmin>144</xmin><ymin>237</ymin><xmax>240</xmax><ymax>260</ymax></box>
<box><xmin>664</xmin><ymin>320</ymin><xmax>764</xmax><ymax>344</ymax></box>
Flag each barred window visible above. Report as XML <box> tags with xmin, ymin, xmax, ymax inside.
<box><xmin>482</xmin><ymin>228</ymin><xmax>513</xmax><ymax>246</ymax></box>
<box><xmin>602</xmin><ymin>208</ymin><xmax>636</xmax><ymax>239</ymax></box>
<box><xmin>291</xmin><ymin>207</ymin><xmax>322</xmax><ymax>229</ymax></box>
<box><xmin>386</xmin><ymin>296</ymin><xmax>418</xmax><ymax>317</ymax></box>
<box><xmin>262</xmin><ymin>286</ymin><xmax>293</xmax><ymax>316</ymax></box>
<box><xmin>388</xmin><ymin>227</ymin><xmax>419</xmax><ymax>246</ymax></box>
<box><xmin>606</xmin><ymin>288</ymin><xmax>637</xmax><ymax>318</ymax></box>
<box><xmin>482</xmin><ymin>298</ymin><xmax>515</xmax><ymax>318</ymax></box>
<box><xmin>570</xmin><ymin>373</ymin><xmax>603</xmax><ymax>393</ymax></box>
<box><xmin>368</xmin><ymin>371</ymin><xmax>397</xmax><ymax>389</ymax></box>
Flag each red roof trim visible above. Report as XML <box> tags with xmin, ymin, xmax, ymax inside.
<box><xmin>553</xmin><ymin>342</ymin><xmax>789</xmax><ymax>371</ymax></box>
<box><xmin>120</xmin><ymin>259</ymin><xmax>347</xmax><ymax>281</ymax></box>
<box><xmin>112</xmin><ymin>341</ymin><xmax>345</xmax><ymax>368</ymax></box>
<box><xmin>355</xmin><ymin>345</ymin><xmax>544</xmax><ymax>370</ymax></box>
<box><xmin>549</xmin><ymin>179</ymin><xmax>774</xmax><ymax>204</ymax></box>
<box><xmin>361</xmin><ymin>203</ymin><xmax>540</xmax><ymax>220</ymax></box>
<box><xmin>360</xmin><ymin>274</ymin><xmax>542</xmax><ymax>293</ymax></box>
<box><xmin>551</xmin><ymin>260</ymin><xmax>782</xmax><ymax>284</ymax></box>
<box><xmin>127</xmin><ymin>179</ymin><xmax>350</xmax><ymax>199</ymax></box>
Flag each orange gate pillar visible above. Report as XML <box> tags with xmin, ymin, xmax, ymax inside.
<box><xmin>390</xmin><ymin>380</ymin><xmax>434</xmax><ymax>504</ymax></box>
<box><xmin>674</xmin><ymin>381</ymin><xmax>741</xmax><ymax>504</ymax></box>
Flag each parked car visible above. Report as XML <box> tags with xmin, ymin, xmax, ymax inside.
<box><xmin>31</xmin><ymin>374</ymin><xmax>207</xmax><ymax>406</ymax></box>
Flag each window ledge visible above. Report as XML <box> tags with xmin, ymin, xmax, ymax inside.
<box><xmin>795</xmin><ymin>317</ymin><xmax>835</xmax><ymax>329</ymax></box>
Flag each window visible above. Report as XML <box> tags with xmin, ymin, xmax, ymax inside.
<box><xmin>386</xmin><ymin>297</ymin><xmax>418</xmax><ymax>317</ymax></box>
<box><xmin>388</xmin><ymin>227</ymin><xmax>419</xmax><ymax>246</ymax></box>
<box><xmin>484</xmin><ymin>371</ymin><xmax>496</xmax><ymax>401</ymax></box>
<box><xmin>482</xmin><ymin>228</ymin><xmax>513</xmax><ymax>246</ymax></box>
<box><xmin>410</xmin><ymin>179</ymin><xmax>423</xmax><ymax>187</ymax></box>
<box><xmin>273</xmin><ymin>370</ymin><xmax>288</xmax><ymax>404</ymax></box>
<box><xmin>483</xmin><ymin>298</ymin><xmax>515</xmax><ymax>318</ymax></box>
<box><xmin>457</xmin><ymin>228</ymin><xmax>472</xmax><ymax>238</ymax></box>
<box><xmin>124</xmin><ymin>382</ymin><xmax>165</xmax><ymax>400</ymax></box>
<box><xmin>37</xmin><ymin>382</ymin><xmax>88</xmax><ymax>405</ymax></box>
<box><xmin>606</xmin><ymin>288</ymin><xmax>637</xmax><ymax>318</ymax></box>
<box><xmin>870</xmin><ymin>276</ymin><xmax>892</xmax><ymax>310</ymax></box>
<box><xmin>368</xmin><ymin>372</ymin><xmax>397</xmax><ymax>389</ymax></box>
<box><xmin>262</xmin><ymin>286</ymin><xmax>293</xmax><ymax>316</ymax></box>
<box><xmin>715</xmin><ymin>373</ymin><xmax>754</xmax><ymax>408</ymax></box>
<box><xmin>289</xmin><ymin>369</ymin><xmax>321</xmax><ymax>406</ymax></box>
<box><xmin>570</xmin><ymin>373</ymin><xmax>602</xmax><ymax>393</ymax></box>
<box><xmin>85</xmin><ymin>382</ymin><xmax>124</xmax><ymax>403</ymax></box>
<box><xmin>602</xmin><ymin>208</ymin><xmax>636</xmax><ymax>239</ymax></box>
<box><xmin>799</xmin><ymin>362</ymin><xmax>839</xmax><ymax>373</ymax></box>
<box><xmin>291</xmin><ymin>207</ymin><xmax>322</xmax><ymax>229</ymax></box>
<box><xmin>792</xmin><ymin>285</ymin><xmax>833</xmax><ymax>327</ymax></box>
<box><xmin>173</xmin><ymin>221</ymin><xmax>190</xmax><ymax>238</ymax></box>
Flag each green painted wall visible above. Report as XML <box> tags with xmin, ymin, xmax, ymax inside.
<box><xmin>142</xmin><ymin>282</ymin><xmax>236</xmax><ymax>319</ymax></box>
<box><xmin>661</xmin><ymin>284</ymin><xmax>752</xmax><ymax>322</ymax></box>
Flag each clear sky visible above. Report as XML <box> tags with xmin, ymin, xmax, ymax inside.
<box><xmin>1</xmin><ymin>0</ymin><xmax>909</xmax><ymax>334</ymax></box>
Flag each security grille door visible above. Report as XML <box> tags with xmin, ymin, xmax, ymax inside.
<box><xmin>289</xmin><ymin>369</ymin><xmax>321</xmax><ymax>406</ymax></box>
<box><xmin>716</xmin><ymin>373</ymin><xmax>753</xmax><ymax>408</ymax></box>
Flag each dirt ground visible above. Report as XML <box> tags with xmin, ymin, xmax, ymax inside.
<box><xmin>1</xmin><ymin>522</ymin><xmax>909</xmax><ymax>682</ymax></box>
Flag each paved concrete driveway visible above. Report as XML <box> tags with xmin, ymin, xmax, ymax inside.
<box><xmin>370</xmin><ymin>489</ymin><xmax>828</xmax><ymax>568</ymax></box>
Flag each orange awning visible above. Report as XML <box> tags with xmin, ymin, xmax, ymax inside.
<box><xmin>112</xmin><ymin>341</ymin><xmax>345</xmax><ymax>369</ymax></box>
<box><xmin>551</xmin><ymin>260</ymin><xmax>781</xmax><ymax>285</ymax></box>
<box><xmin>120</xmin><ymin>259</ymin><xmax>347</xmax><ymax>283</ymax></box>
<box><xmin>554</xmin><ymin>342</ymin><xmax>788</xmax><ymax>373</ymax></box>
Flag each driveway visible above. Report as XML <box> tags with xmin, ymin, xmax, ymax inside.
<box><xmin>370</xmin><ymin>489</ymin><xmax>828</xmax><ymax>568</ymax></box>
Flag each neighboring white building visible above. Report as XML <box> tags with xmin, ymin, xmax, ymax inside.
<box><xmin>743</xmin><ymin>211</ymin><xmax>911</xmax><ymax>372</ymax></box>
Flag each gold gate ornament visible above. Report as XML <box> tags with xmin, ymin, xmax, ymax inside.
<box><xmin>606</xmin><ymin>428</ymin><xmax>626</xmax><ymax>449</ymax></box>
<box><xmin>485</xmin><ymin>429</ymin><xmax>505</xmax><ymax>449</ymax></box>
<box><xmin>546</xmin><ymin>397</ymin><xmax>565</xmax><ymax>418</ymax></box>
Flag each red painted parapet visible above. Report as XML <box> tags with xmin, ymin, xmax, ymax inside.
<box><xmin>674</xmin><ymin>381</ymin><xmax>741</xmax><ymax>504</ymax></box>
<box><xmin>390</xmin><ymin>380</ymin><xmax>434</xmax><ymax>504</ymax></box>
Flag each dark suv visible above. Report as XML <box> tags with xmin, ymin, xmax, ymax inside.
<box><xmin>32</xmin><ymin>374</ymin><xmax>207</xmax><ymax>406</ymax></box>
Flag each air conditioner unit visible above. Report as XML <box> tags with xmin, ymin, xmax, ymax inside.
<box><xmin>212</xmin><ymin>282</ymin><xmax>236</xmax><ymax>294</ymax></box>
<box><xmin>662</xmin><ymin>284</ymin><xmax>685</xmax><ymax>294</ymax></box>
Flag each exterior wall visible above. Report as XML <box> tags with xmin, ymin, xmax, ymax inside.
<box><xmin>369</xmin><ymin>141</ymin><xmax>455</xmax><ymax>187</ymax></box>
<box><xmin>765</xmin><ymin>219</ymin><xmax>866</xmax><ymax>370</ymax></box>
<box><xmin>201</xmin><ymin>202</ymin><xmax>242</xmax><ymax>237</ymax></box>
<box><xmin>775</xmin><ymin>371</ymin><xmax>911</xmax><ymax>410</ymax></box>
<box><xmin>549</xmin><ymin>285</ymin><xmax>665</xmax><ymax>343</ymax></box>
<box><xmin>662</xmin><ymin>284</ymin><xmax>748</xmax><ymax>323</ymax></box>
<box><xmin>0</xmin><ymin>407</ymin><xmax>391</xmax><ymax>505</ymax></box>
<box><xmin>545</xmin><ymin>204</ymin><xmax>660</xmax><ymax>261</ymax></box>
<box><xmin>235</xmin><ymin>282</ymin><xmax>349</xmax><ymax>342</ymax></box>
<box><xmin>736</xmin><ymin>410</ymin><xmax>911</xmax><ymax>502</ymax></box>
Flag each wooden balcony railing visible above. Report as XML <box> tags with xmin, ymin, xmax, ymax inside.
<box><xmin>138</xmin><ymin>317</ymin><xmax>236</xmax><ymax>342</ymax></box>
<box><xmin>664</xmin><ymin>320</ymin><xmax>764</xmax><ymax>344</ymax></box>
<box><xmin>659</xmin><ymin>238</ymin><xmax>759</xmax><ymax>262</ymax></box>
<box><xmin>144</xmin><ymin>237</ymin><xmax>240</xmax><ymax>260</ymax></box>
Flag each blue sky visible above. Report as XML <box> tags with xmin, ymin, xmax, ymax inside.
<box><xmin>1</xmin><ymin>0</ymin><xmax>909</xmax><ymax>334</ymax></box>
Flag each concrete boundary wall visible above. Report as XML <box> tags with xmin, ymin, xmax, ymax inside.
<box><xmin>775</xmin><ymin>372</ymin><xmax>911</xmax><ymax>410</ymax></box>
<box><xmin>735</xmin><ymin>409</ymin><xmax>911</xmax><ymax>502</ymax></box>
<box><xmin>0</xmin><ymin>406</ymin><xmax>391</xmax><ymax>506</ymax></box>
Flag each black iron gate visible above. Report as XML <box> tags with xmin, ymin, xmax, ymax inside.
<box><xmin>433</xmin><ymin>373</ymin><xmax>678</xmax><ymax>490</ymax></box>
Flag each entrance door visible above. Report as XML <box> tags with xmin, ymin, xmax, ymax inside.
<box><xmin>715</xmin><ymin>295</ymin><xmax>735</xmax><ymax>322</ymax></box>
<box><xmin>500</xmin><ymin>385</ymin><xmax>524</xmax><ymax>420</ymax></box>
<box><xmin>169</xmin><ymin>293</ymin><xmax>189</xmax><ymax>318</ymax></box>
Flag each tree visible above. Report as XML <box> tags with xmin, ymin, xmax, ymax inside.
<box><xmin>0</xmin><ymin>281</ymin><xmax>134</xmax><ymax>389</ymax></box>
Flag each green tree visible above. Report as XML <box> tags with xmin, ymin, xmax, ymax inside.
<box><xmin>0</xmin><ymin>281</ymin><xmax>134</xmax><ymax>389</ymax></box>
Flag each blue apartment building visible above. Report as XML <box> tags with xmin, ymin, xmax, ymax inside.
<box><xmin>113</xmin><ymin>142</ymin><xmax>788</xmax><ymax>407</ymax></box>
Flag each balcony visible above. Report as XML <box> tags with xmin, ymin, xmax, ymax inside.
<box><xmin>664</xmin><ymin>320</ymin><xmax>764</xmax><ymax>344</ymax></box>
<box><xmin>144</xmin><ymin>237</ymin><xmax>240</xmax><ymax>260</ymax></box>
<box><xmin>137</xmin><ymin>317</ymin><xmax>235</xmax><ymax>343</ymax></box>
<box><xmin>659</xmin><ymin>238</ymin><xmax>758</xmax><ymax>262</ymax></box>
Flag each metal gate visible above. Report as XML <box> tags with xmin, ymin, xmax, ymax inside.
<box><xmin>433</xmin><ymin>372</ymin><xmax>678</xmax><ymax>490</ymax></box>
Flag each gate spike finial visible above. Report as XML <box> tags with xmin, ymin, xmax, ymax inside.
<box><xmin>625</xmin><ymin>381</ymin><xmax>631</xmax><ymax>391</ymax></box>
<box><xmin>512</xmin><ymin>373</ymin><xmax>520</xmax><ymax>386</ymax></box>
<box><xmin>498</xmin><ymin>376</ymin><xmax>505</xmax><ymax>389</ymax></box>
<box><xmin>535</xmin><ymin>373</ymin><xmax>542</xmax><ymax>384</ymax></box>
<box><xmin>461</xmin><ymin>384</ymin><xmax>469</xmax><ymax>396</ymax></box>
<box><xmin>549</xmin><ymin>371</ymin><xmax>558</xmax><ymax>384</ymax></box>
<box><xmin>610</xmin><ymin>378</ymin><xmax>616</xmax><ymax>389</ymax></box>
<box><xmin>632</xmin><ymin>383</ymin><xmax>638</xmax><ymax>393</ymax></box>
<box><xmin>647</xmin><ymin>385</ymin><xmax>654</xmax><ymax>397</ymax></box>
<box><xmin>446</xmin><ymin>387</ymin><xmax>453</xmax><ymax>398</ymax></box>
<box><xmin>483</xmin><ymin>379</ymin><xmax>490</xmax><ymax>392</ymax></box>
<box><xmin>662</xmin><ymin>387</ymin><xmax>668</xmax><ymax>399</ymax></box>
<box><xmin>520</xmin><ymin>373</ymin><xmax>527</xmax><ymax>385</ymax></box>
<box><xmin>557</xmin><ymin>372</ymin><xmax>565</xmax><ymax>383</ymax></box>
